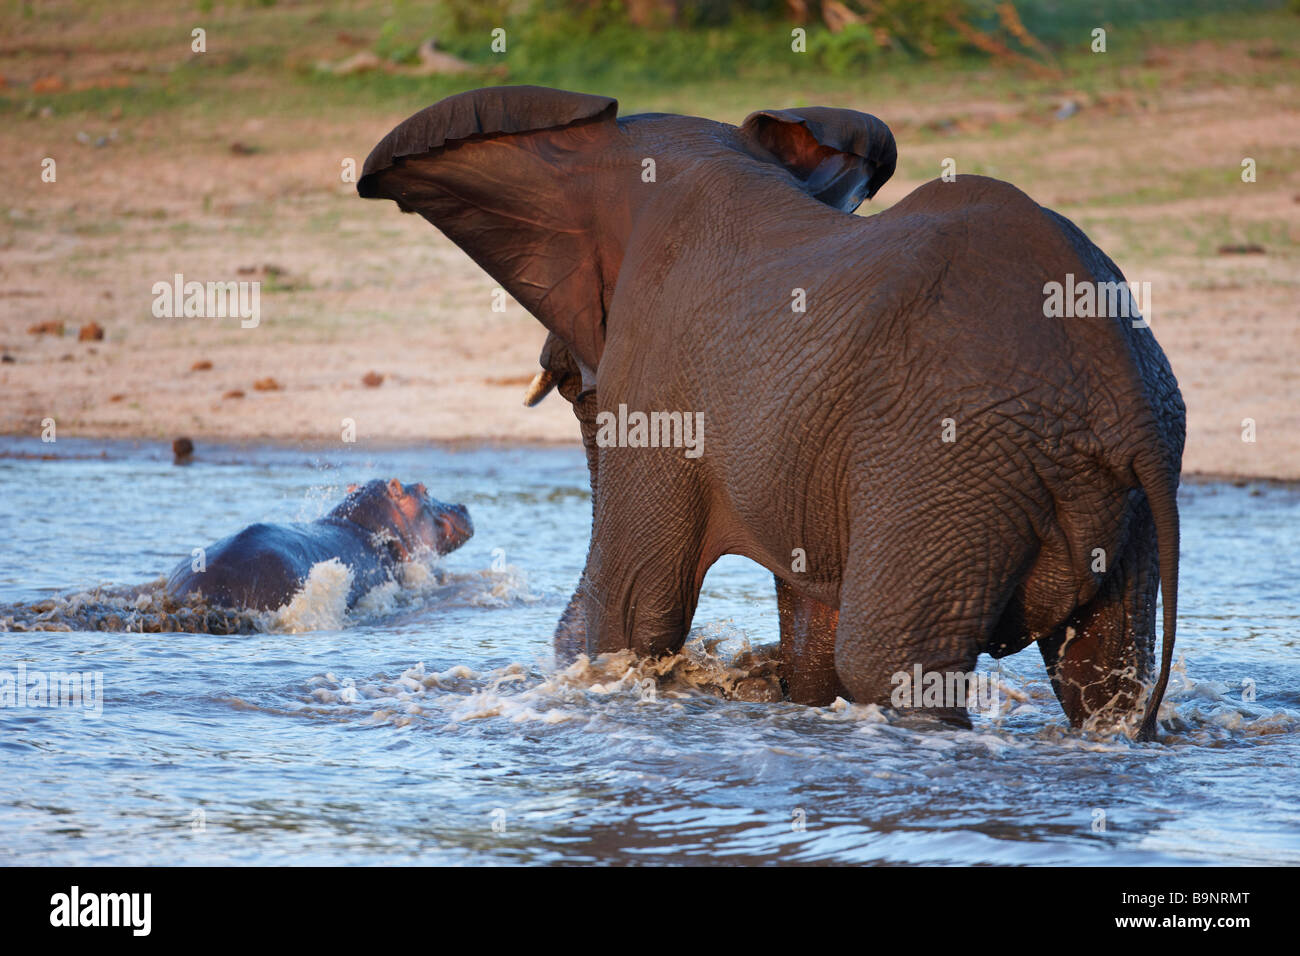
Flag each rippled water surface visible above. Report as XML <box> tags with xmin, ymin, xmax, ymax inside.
<box><xmin>1</xmin><ymin>437</ymin><xmax>1297</xmax><ymax>865</ymax></box>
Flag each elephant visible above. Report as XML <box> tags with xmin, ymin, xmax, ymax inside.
<box><xmin>358</xmin><ymin>85</ymin><xmax>1184</xmax><ymax>740</ymax></box>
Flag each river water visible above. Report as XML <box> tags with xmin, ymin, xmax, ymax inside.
<box><xmin>1</xmin><ymin>436</ymin><xmax>1296</xmax><ymax>865</ymax></box>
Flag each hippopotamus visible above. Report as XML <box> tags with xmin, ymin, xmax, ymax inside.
<box><xmin>165</xmin><ymin>478</ymin><xmax>472</xmax><ymax>611</ymax></box>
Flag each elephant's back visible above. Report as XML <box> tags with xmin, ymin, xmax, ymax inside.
<box><xmin>862</xmin><ymin>174</ymin><xmax>1182</xmax><ymax>466</ymax></box>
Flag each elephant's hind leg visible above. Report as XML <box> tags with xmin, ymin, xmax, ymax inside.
<box><xmin>774</xmin><ymin>575</ymin><xmax>845</xmax><ymax>705</ymax></box>
<box><xmin>1038</xmin><ymin>496</ymin><xmax>1158</xmax><ymax>729</ymax></box>
<box><xmin>834</xmin><ymin>502</ymin><xmax>1035</xmax><ymax>727</ymax></box>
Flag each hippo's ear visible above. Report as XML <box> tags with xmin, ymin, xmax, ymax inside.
<box><xmin>347</xmin><ymin>483</ymin><xmax>358</xmax><ymax>493</ymax></box>
<box><xmin>386</xmin><ymin>478</ymin><xmax>404</xmax><ymax>499</ymax></box>
<box><xmin>413</xmin><ymin>483</ymin><xmax>427</xmax><ymax>497</ymax></box>
<box><xmin>740</xmin><ymin>107</ymin><xmax>897</xmax><ymax>213</ymax></box>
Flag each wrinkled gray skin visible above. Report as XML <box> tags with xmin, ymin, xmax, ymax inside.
<box><xmin>166</xmin><ymin>478</ymin><xmax>473</xmax><ymax>611</ymax></box>
<box><xmin>524</xmin><ymin>332</ymin><xmax>854</xmax><ymax>706</ymax></box>
<box><xmin>359</xmin><ymin>86</ymin><xmax>1184</xmax><ymax>739</ymax></box>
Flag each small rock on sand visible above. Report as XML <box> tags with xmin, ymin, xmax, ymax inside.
<box><xmin>328</xmin><ymin>51</ymin><xmax>383</xmax><ymax>76</ymax></box>
<box><xmin>1055</xmin><ymin>99</ymin><xmax>1080</xmax><ymax>120</ymax></box>
<box><xmin>411</xmin><ymin>38</ymin><xmax>475</xmax><ymax>76</ymax></box>
<box><xmin>252</xmin><ymin>377</ymin><xmax>281</xmax><ymax>391</ymax></box>
<box><xmin>362</xmin><ymin>371</ymin><xmax>384</xmax><ymax>387</ymax></box>
<box><xmin>237</xmin><ymin>263</ymin><xmax>285</xmax><ymax>279</ymax></box>
<box><xmin>78</xmin><ymin>321</ymin><xmax>104</xmax><ymax>341</ymax></box>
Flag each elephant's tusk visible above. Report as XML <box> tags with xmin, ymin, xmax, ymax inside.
<box><xmin>523</xmin><ymin>369</ymin><xmax>557</xmax><ymax>407</ymax></box>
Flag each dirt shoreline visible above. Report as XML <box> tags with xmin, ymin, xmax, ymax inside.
<box><xmin>2</xmin><ymin>35</ymin><xmax>1296</xmax><ymax>481</ymax></box>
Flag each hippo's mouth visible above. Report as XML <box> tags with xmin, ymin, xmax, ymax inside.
<box><xmin>436</xmin><ymin>504</ymin><xmax>473</xmax><ymax>552</ymax></box>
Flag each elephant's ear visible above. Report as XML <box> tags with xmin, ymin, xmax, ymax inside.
<box><xmin>358</xmin><ymin>85</ymin><xmax>617</xmax><ymax>196</ymax></box>
<box><xmin>740</xmin><ymin>107</ymin><xmax>897</xmax><ymax>213</ymax></box>
<box><xmin>358</xmin><ymin>87</ymin><xmax>620</xmax><ymax>370</ymax></box>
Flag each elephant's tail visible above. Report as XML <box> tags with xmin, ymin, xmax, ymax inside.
<box><xmin>1133</xmin><ymin>447</ymin><xmax>1179</xmax><ymax>742</ymax></box>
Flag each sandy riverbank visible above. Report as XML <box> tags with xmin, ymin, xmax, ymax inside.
<box><xmin>1</xmin><ymin>24</ymin><xmax>1296</xmax><ymax>478</ymax></box>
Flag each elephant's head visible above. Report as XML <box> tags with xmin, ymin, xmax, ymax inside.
<box><xmin>357</xmin><ymin>85</ymin><xmax>896</xmax><ymax>372</ymax></box>
<box><xmin>523</xmin><ymin>330</ymin><xmax>602</xmax><ymax>503</ymax></box>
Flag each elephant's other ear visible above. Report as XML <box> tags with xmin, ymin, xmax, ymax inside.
<box><xmin>740</xmin><ymin>107</ymin><xmax>897</xmax><ymax>213</ymax></box>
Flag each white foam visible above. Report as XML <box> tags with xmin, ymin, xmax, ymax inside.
<box><xmin>2</xmin><ymin>555</ymin><xmax>542</xmax><ymax>635</ymax></box>
<box><xmin>272</xmin><ymin>623</ymin><xmax>1300</xmax><ymax>751</ymax></box>
<box><xmin>1152</xmin><ymin>655</ymin><xmax>1300</xmax><ymax>742</ymax></box>
<box><xmin>293</xmin><ymin>560</ymin><xmax>538</xmax><ymax>631</ymax></box>
<box><xmin>271</xmin><ymin>558</ymin><xmax>354</xmax><ymax>633</ymax></box>
<box><xmin>458</xmin><ymin>564</ymin><xmax>542</xmax><ymax>607</ymax></box>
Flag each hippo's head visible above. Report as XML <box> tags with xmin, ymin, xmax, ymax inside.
<box><xmin>335</xmin><ymin>478</ymin><xmax>473</xmax><ymax>560</ymax></box>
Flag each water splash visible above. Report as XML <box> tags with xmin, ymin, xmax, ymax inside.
<box><xmin>0</xmin><ymin>580</ymin><xmax>261</xmax><ymax>634</ymax></box>
<box><xmin>0</xmin><ymin>558</ymin><xmax>537</xmax><ymax>635</ymax></box>
<box><xmin>270</xmin><ymin>558</ymin><xmax>354</xmax><ymax>633</ymax></box>
<box><xmin>282</xmin><ymin>627</ymin><xmax>1300</xmax><ymax>750</ymax></box>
